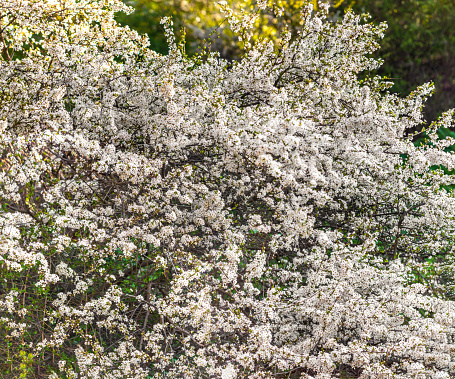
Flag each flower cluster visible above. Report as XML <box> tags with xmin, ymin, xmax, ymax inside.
<box><xmin>1</xmin><ymin>0</ymin><xmax>455</xmax><ymax>378</ymax></box>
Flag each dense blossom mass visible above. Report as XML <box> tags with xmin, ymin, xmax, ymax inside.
<box><xmin>1</xmin><ymin>0</ymin><xmax>455</xmax><ymax>378</ymax></box>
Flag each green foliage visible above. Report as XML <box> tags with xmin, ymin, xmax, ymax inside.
<box><xmin>115</xmin><ymin>0</ymin><xmax>227</xmax><ymax>56</ymax></box>
<box><xmin>336</xmin><ymin>0</ymin><xmax>455</xmax><ymax>123</ymax></box>
<box><xmin>0</xmin><ymin>348</ymin><xmax>34</xmax><ymax>379</ymax></box>
<box><xmin>115</xmin><ymin>0</ymin><xmax>171</xmax><ymax>55</ymax></box>
<box><xmin>115</xmin><ymin>0</ymin><xmax>320</xmax><ymax>58</ymax></box>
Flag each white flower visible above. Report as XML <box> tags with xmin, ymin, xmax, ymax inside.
<box><xmin>2</xmin><ymin>0</ymin><xmax>455</xmax><ymax>377</ymax></box>
<box><xmin>221</xmin><ymin>364</ymin><xmax>237</xmax><ymax>379</ymax></box>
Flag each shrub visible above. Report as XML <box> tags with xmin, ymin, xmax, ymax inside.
<box><xmin>1</xmin><ymin>0</ymin><xmax>455</xmax><ymax>378</ymax></box>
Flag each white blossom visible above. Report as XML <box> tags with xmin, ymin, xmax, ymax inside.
<box><xmin>1</xmin><ymin>0</ymin><xmax>455</xmax><ymax>378</ymax></box>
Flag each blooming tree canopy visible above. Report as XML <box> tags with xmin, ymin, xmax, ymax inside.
<box><xmin>1</xmin><ymin>0</ymin><xmax>455</xmax><ymax>378</ymax></box>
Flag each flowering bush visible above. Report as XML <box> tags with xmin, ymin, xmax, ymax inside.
<box><xmin>1</xmin><ymin>0</ymin><xmax>455</xmax><ymax>378</ymax></box>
